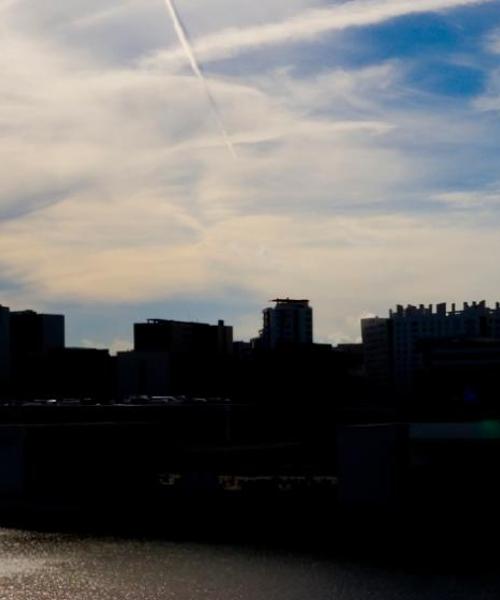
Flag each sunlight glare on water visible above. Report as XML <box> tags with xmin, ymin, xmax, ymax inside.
<box><xmin>0</xmin><ymin>527</ymin><xmax>499</xmax><ymax>600</ymax></box>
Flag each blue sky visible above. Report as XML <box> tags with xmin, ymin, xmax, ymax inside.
<box><xmin>1</xmin><ymin>0</ymin><xmax>500</xmax><ymax>351</ymax></box>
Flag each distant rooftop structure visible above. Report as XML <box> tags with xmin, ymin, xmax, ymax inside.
<box><xmin>389</xmin><ymin>300</ymin><xmax>500</xmax><ymax>318</ymax></box>
<box><xmin>271</xmin><ymin>298</ymin><xmax>310</xmax><ymax>305</ymax></box>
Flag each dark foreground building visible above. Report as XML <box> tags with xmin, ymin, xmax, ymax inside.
<box><xmin>134</xmin><ymin>318</ymin><xmax>233</xmax><ymax>355</ymax></box>
<box><xmin>362</xmin><ymin>301</ymin><xmax>500</xmax><ymax>418</ymax></box>
<box><xmin>5</xmin><ymin>309</ymin><xmax>65</xmax><ymax>401</ymax></box>
<box><xmin>115</xmin><ymin>318</ymin><xmax>234</xmax><ymax>400</ymax></box>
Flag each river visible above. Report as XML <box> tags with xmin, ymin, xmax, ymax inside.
<box><xmin>0</xmin><ymin>527</ymin><xmax>498</xmax><ymax>599</ymax></box>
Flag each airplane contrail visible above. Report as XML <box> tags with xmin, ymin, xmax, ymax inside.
<box><xmin>162</xmin><ymin>0</ymin><xmax>237</xmax><ymax>158</ymax></box>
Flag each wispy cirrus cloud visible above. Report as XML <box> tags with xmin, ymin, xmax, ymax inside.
<box><xmin>143</xmin><ymin>0</ymin><xmax>497</xmax><ymax>69</ymax></box>
<box><xmin>433</xmin><ymin>186</ymin><xmax>500</xmax><ymax>207</ymax></box>
<box><xmin>484</xmin><ymin>25</ymin><xmax>500</xmax><ymax>52</ymax></box>
<box><xmin>68</xmin><ymin>1</ymin><xmax>141</xmax><ymax>30</ymax></box>
<box><xmin>0</xmin><ymin>0</ymin><xmax>20</xmax><ymax>12</ymax></box>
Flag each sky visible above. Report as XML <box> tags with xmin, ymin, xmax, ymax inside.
<box><xmin>1</xmin><ymin>0</ymin><xmax>500</xmax><ymax>351</ymax></box>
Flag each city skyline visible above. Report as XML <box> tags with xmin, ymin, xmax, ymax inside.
<box><xmin>4</xmin><ymin>295</ymin><xmax>500</xmax><ymax>354</ymax></box>
<box><xmin>1</xmin><ymin>1</ymin><xmax>500</xmax><ymax>349</ymax></box>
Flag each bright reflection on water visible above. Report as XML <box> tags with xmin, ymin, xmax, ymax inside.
<box><xmin>0</xmin><ymin>527</ymin><xmax>499</xmax><ymax>599</ymax></box>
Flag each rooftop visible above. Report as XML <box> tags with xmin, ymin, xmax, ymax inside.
<box><xmin>389</xmin><ymin>301</ymin><xmax>500</xmax><ymax>318</ymax></box>
<box><xmin>271</xmin><ymin>298</ymin><xmax>310</xmax><ymax>305</ymax></box>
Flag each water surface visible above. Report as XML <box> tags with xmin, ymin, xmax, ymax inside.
<box><xmin>0</xmin><ymin>527</ymin><xmax>497</xmax><ymax>599</ymax></box>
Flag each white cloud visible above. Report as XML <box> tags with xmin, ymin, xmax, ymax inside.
<box><xmin>82</xmin><ymin>338</ymin><xmax>132</xmax><ymax>354</ymax></box>
<box><xmin>143</xmin><ymin>0</ymin><xmax>495</xmax><ymax>69</ymax></box>
<box><xmin>0</xmin><ymin>0</ymin><xmax>20</xmax><ymax>12</ymax></box>
<box><xmin>433</xmin><ymin>187</ymin><xmax>500</xmax><ymax>207</ymax></box>
<box><xmin>484</xmin><ymin>26</ymin><xmax>500</xmax><ymax>53</ymax></box>
<box><xmin>474</xmin><ymin>67</ymin><xmax>500</xmax><ymax>111</ymax></box>
<box><xmin>68</xmin><ymin>1</ymin><xmax>142</xmax><ymax>30</ymax></box>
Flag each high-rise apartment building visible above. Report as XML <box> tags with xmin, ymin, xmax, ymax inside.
<box><xmin>362</xmin><ymin>301</ymin><xmax>500</xmax><ymax>390</ymax></box>
<box><xmin>261</xmin><ymin>298</ymin><xmax>313</xmax><ymax>349</ymax></box>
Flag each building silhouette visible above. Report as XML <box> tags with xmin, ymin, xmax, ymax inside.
<box><xmin>113</xmin><ymin>318</ymin><xmax>234</xmax><ymax>400</ymax></box>
<box><xmin>134</xmin><ymin>318</ymin><xmax>232</xmax><ymax>355</ymax></box>
<box><xmin>362</xmin><ymin>301</ymin><xmax>500</xmax><ymax>411</ymax></box>
<box><xmin>0</xmin><ymin>307</ymin><xmax>65</xmax><ymax>400</ymax></box>
<box><xmin>260</xmin><ymin>299</ymin><xmax>313</xmax><ymax>349</ymax></box>
<box><xmin>44</xmin><ymin>347</ymin><xmax>112</xmax><ymax>402</ymax></box>
<box><xmin>115</xmin><ymin>351</ymin><xmax>171</xmax><ymax>400</ymax></box>
<box><xmin>360</xmin><ymin>316</ymin><xmax>393</xmax><ymax>390</ymax></box>
<box><xmin>10</xmin><ymin>310</ymin><xmax>64</xmax><ymax>358</ymax></box>
<box><xmin>0</xmin><ymin>305</ymin><xmax>10</xmax><ymax>393</ymax></box>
